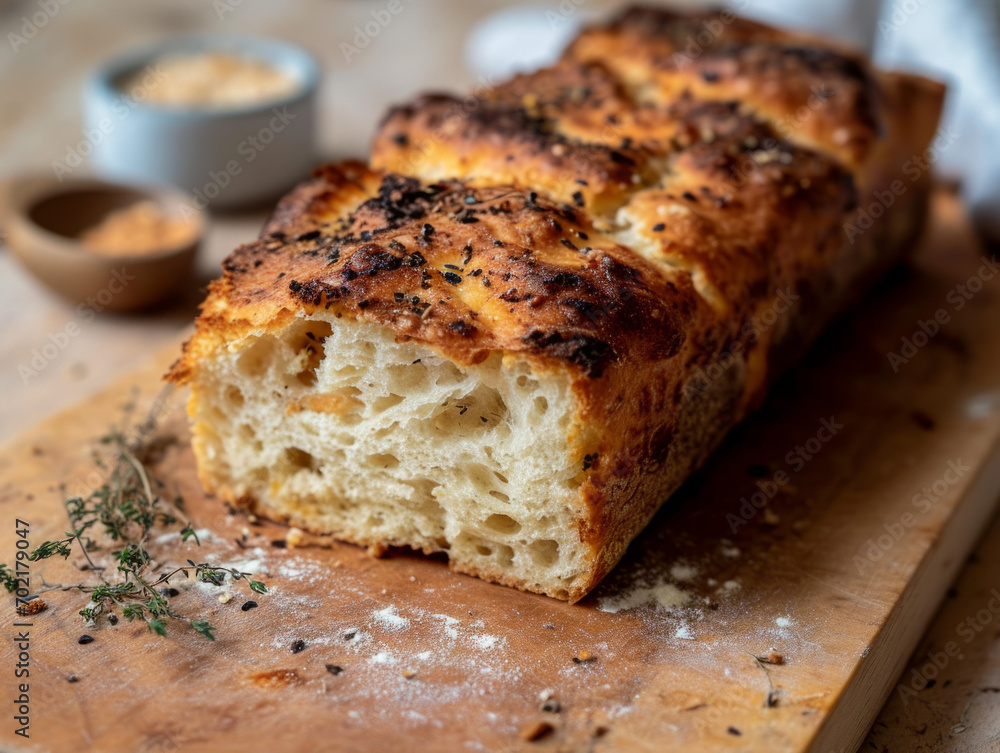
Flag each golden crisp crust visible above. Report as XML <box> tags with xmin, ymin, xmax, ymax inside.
<box><xmin>169</xmin><ymin>5</ymin><xmax>945</xmax><ymax>601</ymax></box>
<box><xmin>170</xmin><ymin>162</ymin><xmax>697</xmax><ymax>383</ymax></box>
<box><xmin>563</xmin><ymin>6</ymin><xmax>885</xmax><ymax>168</ymax></box>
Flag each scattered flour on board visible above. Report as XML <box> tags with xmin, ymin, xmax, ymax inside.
<box><xmin>776</xmin><ymin>616</ymin><xmax>793</xmax><ymax>628</ymax></box>
<box><xmin>194</xmin><ymin>553</ymin><xmax>267</xmax><ymax>593</ymax></box>
<box><xmin>598</xmin><ymin>578</ymin><xmax>690</xmax><ymax>613</ymax></box>
<box><xmin>720</xmin><ymin>540</ymin><xmax>741</xmax><ymax>558</ymax></box>
<box><xmin>278</xmin><ymin>558</ymin><xmax>325</xmax><ymax>580</ymax></box>
<box><xmin>372</xmin><ymin>606</ymin><xmax>410</xmax><ymax>632</ymax></box>
<box><xmin>669</xmin><ymin>562</ymin><xmax>698</xmax><ymax>581</ymax></box>
<box><xmin>471</xmin><ymin>634</ymin><xmax>501</xmax><ymax>650</ymax></box>
<box><xmin>433</xmin><ymin>613</ymin><xmax>460</xmax><ymax>638</ymax></box>
<box><xmin>343</xmin><ymin>629</ymin><xmax>371</xmax><ymax>646</ymax></box>
<box><xmin>153</xmin><ymin>528</ymin><xmax>213</xmax><ymax>545</ymax></box>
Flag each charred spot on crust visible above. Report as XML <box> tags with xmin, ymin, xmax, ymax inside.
<box><xmin>542</xmin><ymin>271</ymin><xmax>583</xmax><ymax>290</ymax></box>
<box><xmin>289</xmin><ymin>278</ymin><xmax>344</xmax><ymax>307</ymax></box>
<box><xmin>360</xmin><ymin>174</ymin><xmax>447</xmax><ymax>226</ymax></box>
<box><xmin>522</xmin><ymin>330</ymin><xmax>615</xmax><ymax>378</ymax></box>
<box><xmin>561</xmin><ymin>297</ymin><xmax>604</xmax><ymax>324</ymax></box>
<box><xmin>351</xmin><ymin>244</ymin><xmax>405</xmax><ymax>277</ymax></box>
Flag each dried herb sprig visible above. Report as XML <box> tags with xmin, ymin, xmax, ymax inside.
<box><xmin>5</xmin><ymin>390</ymin><xmax>267</xmax><ymax>640</ymax></box>
<box><xmin>0</xmin><ymin>563</ymin><xmax>17</xmax><ymax>593</ymax></box>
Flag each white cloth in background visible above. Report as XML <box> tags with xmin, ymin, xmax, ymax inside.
<box><xmin>874</xmin><ymin>0</ymin><xmax>1000</xmax><ymax>240</ymax></box>
<box><xmin>466</xmin><ymin>1</ymin><xmax>1000</xmax><ymax>241</ymax></box>
<box><xmin>464</xmin><ymin>5</ymin><xmax>588</xmax><ymax>83</ymax></box>
<box><xmin>739</xmin><ymin>0</ymin><xmax>883</xmax><ymax>51</ymax></box>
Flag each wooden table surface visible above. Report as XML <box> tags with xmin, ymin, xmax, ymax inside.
<box><xmin>1</xmin><ymin>1</ymin><xmax>997</xmax><ymax>750</ymax></box>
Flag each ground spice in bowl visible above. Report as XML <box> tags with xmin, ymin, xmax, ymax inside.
<box><xmin>120</xmin><ymin>52</ymin><xmax>300</xmax><ymax>109</ymax></box>
<box><xmin>79</xmin><ymin>201</ymin><xmax>199</xmax><ymax>257</ymax></box>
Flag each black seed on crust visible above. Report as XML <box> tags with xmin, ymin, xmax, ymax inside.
<box><xmin>448</xmin><ymin>320</ymin><xmax>476</xmax><ymax>337</ymax></box>
<box><xmin>404</xmin><ymin>251</ymin><xmax>427</xmax><ymax>267</ymax></box>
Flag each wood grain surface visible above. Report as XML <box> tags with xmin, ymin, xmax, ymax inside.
<box><xmin>2</xmin><ymin>0</ymin><xmax>999</xmax><ymax>746</ymax></box>
<box><xmin>1</xmin><ymin>190</ymin><xmax>998</xmax><ymax>752</ymax></box>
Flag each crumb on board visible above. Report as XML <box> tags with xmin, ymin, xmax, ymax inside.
<box><xmin>249</xmin><ymin>669</ymin><xmax>302</xmax><ymax>688</ymax></box>
<box><xmin>521</xmin><ymin>720</ymin><xmax>554</xmax><ymax>742</ymax></box>
<box><xmin>16</xmin><ymin>599</ymin><xmax>47</xmax><ymax>616</ymax></box>
<box><xmin>367</xmin><ymin>542</ymin><xmax>389</xmax><ymax>558</ymax></box>
<box><xmin>756</xmin><ymin>649</ymin><xmax>785</xmax><ymax>665</ymax></box>
<box><xmin>286</xmin><ymin>527</ymin><xmax>337</xmax><ymax>549</ymax></box>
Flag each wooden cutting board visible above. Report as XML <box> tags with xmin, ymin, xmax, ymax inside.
<box><xmin>2</xmin><ymin>190</ymin><xmax>999</xmax><ymax>753</ymax></box>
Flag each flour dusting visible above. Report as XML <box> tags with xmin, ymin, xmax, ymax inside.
<box><xmin>598</xmin><ymin>578</ymin><xmax>690</xmax><ymax>613</ymax></box>
<box><xmin>669</xmin><ymin>562</ymin><xmax>698</xmax><ymax>581</ymax></box>
<box><xmin>372</xmin><ymin>606</ymin><xmax>410</xmax><ymax>632</ymax></box>
<box><xmin>433</xmin><ymin>613</ymin><xmax>460</xmax><ymax>638</ymax></box>
<box><xmin>154</xmin><ymin>527</ymin><xmax>213</xmax><ymax>545</ymax></box>
<box><xmin>471</xmin><ymin>633</ymin><xmax>501</xmax><ymax>650</ymax></box>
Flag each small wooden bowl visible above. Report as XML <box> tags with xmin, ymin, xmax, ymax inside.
<box><xmin>3</xmin><ymin>175</ymin><xmax>205</xmax><ymax>311</ymax></box>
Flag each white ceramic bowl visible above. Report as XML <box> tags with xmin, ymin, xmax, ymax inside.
<box><xmin>83</xmin><ymin>35</ymin><xmax>319</xmax><ymax>208</ymax></box>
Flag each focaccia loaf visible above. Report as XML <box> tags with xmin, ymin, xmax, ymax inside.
<box><xmin>167</xmin><ymin>7</ymin><xmax>944</xmax><ymax>601</ymax></box>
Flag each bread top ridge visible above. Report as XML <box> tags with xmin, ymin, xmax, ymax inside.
<box><xmin>167</xmin><ymin>5</ymin><xmax>944</xmax><ymax>397</ymax></box>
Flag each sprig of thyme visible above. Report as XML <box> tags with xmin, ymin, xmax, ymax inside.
<box><xmin>4</xmin><ymin>390</ymin><xmax>267</xmax><ymax>640</ymax></box>
<box><xmin>0</xmin><ymin>564</ymin><xmax>16</xmax><ymax>593</ymax></box>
